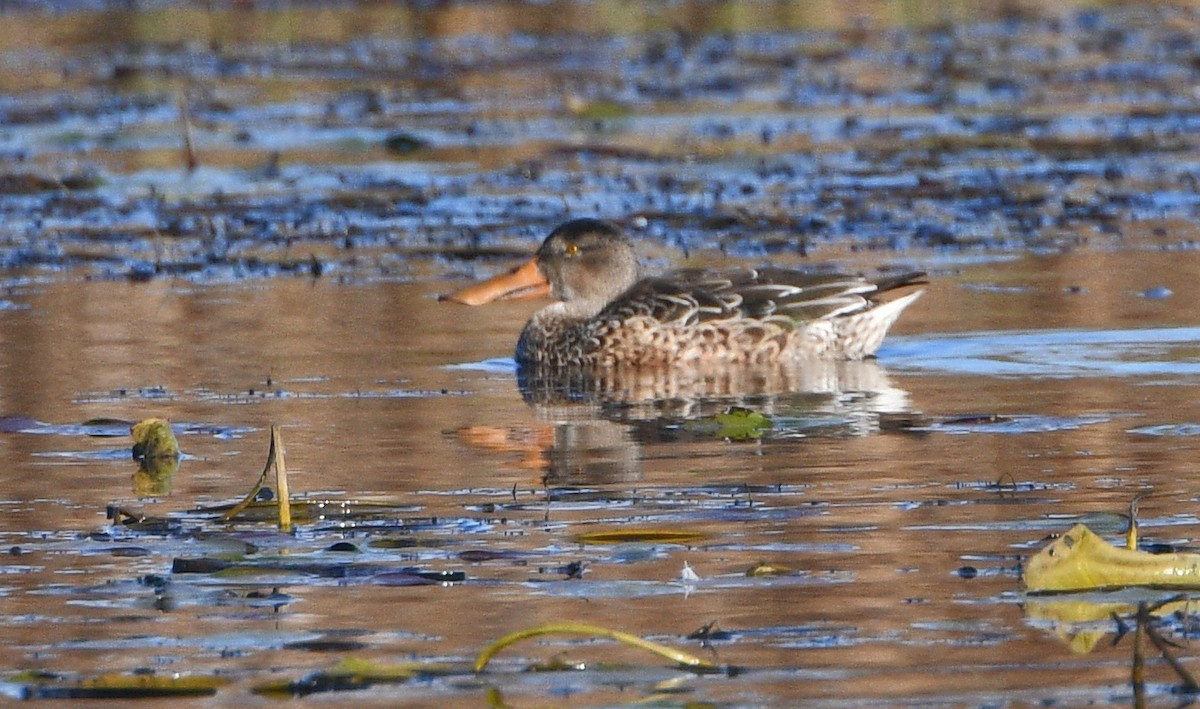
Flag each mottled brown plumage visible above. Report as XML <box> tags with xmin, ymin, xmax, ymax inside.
<box><xmin>444</xmin><ymin>218</ymin><xmax>925</xmax><ymax>371</ymax></box>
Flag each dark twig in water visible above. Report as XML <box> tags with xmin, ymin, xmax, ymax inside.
<box><xmin>1121</xmin><ymin>598</ymin><xmax>1200</xmax><ymax>704</ymax></box>
<box><xmin>993</xmin><ymin>473</ymin><xmax>1018</xmax><ymax>495</ymax></box>
<box><xmin>180</xmin><ymin>90</ymin><xmax>197</xmax><ymax>173</ymax></box>
<box><xmin>1133</xmin><ymin>602</ymin><xmax>1145</xmax><ymax>709</ymax></box>
<box><xmin>1141</xmin><ymin>607</ymin><xmax>1200</xmax><ymax>693</ymax></box>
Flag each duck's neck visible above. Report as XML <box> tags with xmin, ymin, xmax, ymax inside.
<box><xmin>553</xmin><ymin>295</ymin><xmax>613</xmax><ymax>322</ymax></box>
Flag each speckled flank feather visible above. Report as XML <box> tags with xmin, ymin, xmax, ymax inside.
<box><xmin>517</xmin><ymin>281</ymin><xmax>924</xmax><ymax>368</ymax></box>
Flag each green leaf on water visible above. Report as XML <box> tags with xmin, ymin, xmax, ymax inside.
<box><xmin>746</xmin><ymin>560</ymin><xmax>792</xmax><ymax>577</ymax></box>
<box><xmin>1025</xmin><ymin>523</ymin><xmax>1200</xmax><ymax>593</ymax></box>
<box><xmin>684</xmin><ymin>406</ymin><xmax>773</xmax><ymax>440</ymax></box>
<box><xmin>130</xmin><ymin>417</ymin><xmax>179</xmax><ymax>459</ymax></box>
<box><xmin>130</xmin><ymin>418</ymin><xmax>182</xmax><ymax>497</ymax></box>
<box><xmin>575</xmin><ymin>529</ymin><xmax>708</xmax><ymax>545</ymax></box>
<box><xmin>565</xmin><ymin>95</ymin><xmax>632</xmax><ymax>121</ymax></box>
<box><xmin>29</xmin><ymin>672</ymin><xmax>229</xmax><ymax>699</ymax></box>
<box><xmin>327</xmin><ymin>657</ymin><xmax>455</xmax><ymax>680</ymax></box>
<box><xmin>252</xmin><ymin>657</ymin><xmax>458</xmax><ymax>697</ymax></box>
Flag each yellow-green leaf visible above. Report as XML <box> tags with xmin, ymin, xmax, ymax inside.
<box><xmin>1024</xmin><ymin>523</ymin><xmax>1200</xmax><ymax>593</ymax></box>
<box><xmin>746</xmin><ymin>561</ymin><xmax>792</xmax><ymax>577</ymax></box>
<box><xmin>41</xmin><ymin>673</ymin><xmax>229</xmax><ymax>698</ymax></box>
<box><xmin>326</xmin><ymin>657</ymin><xmax>454</xmax><ymax>680</ymax></box>
<box><xmin>130</xmin><ymin>418</ymin><xmax>179</xmax><ymax>459</ymax></box>
<box><xmin>251</xmin><ymin>659</ymin><xmax>457</xmax><ymax>696</ymax></box>
<box><xmin>564</xmin><ymin>95</ymin><xmax>631</xmax><ymax>121</ymax></box>
<box><xmin>575</xmin><ymin>529</ymin><xmax>708</xmax><ymax>545</ymax></box>
<box><xmin>684</xmin><ymin>407</ymin><xmax>772</xmax><ymax>440</ymax></box>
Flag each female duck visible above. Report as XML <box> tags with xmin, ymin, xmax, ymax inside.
<box><xmin>443</xmin><ymin>219</ymin><xmax>924</xmax><ymax>370</ymax></box>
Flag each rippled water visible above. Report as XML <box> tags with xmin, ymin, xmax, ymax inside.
<box><xmin>0</xmin><ymin>247</ymin><xmax>1199</xmax><ymax>705</ymax></box>
<box><xmin>3</xmin><ymin>1</ymin><xmax>1200</xmax><ymax>706</ymax></box>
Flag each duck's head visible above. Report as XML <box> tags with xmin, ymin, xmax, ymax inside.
<box><xmin>442</xmin><ymin>219</ymin><xmax>640</xmax><ymax>317</ymax></box>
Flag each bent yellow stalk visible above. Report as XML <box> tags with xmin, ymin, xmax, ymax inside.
<box><xmin>473</xmin><ymin>622</ymin><xmax>716</xmax><ymax>673</ymax></box>
<box><xmin>223</xmin><ymin>425</ymin><xmax>291</xmax><ymax>532</ymax></box>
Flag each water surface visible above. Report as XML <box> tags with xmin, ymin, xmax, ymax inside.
<box><xmin>1</xmin><ymin>246</ymin><xmax>1199</xmax><ymax>705</ymax></box>
<box><xmin>3</xmin><ymin>1</ymin><xmax>1200</xmax><ymax>706</ymax></box>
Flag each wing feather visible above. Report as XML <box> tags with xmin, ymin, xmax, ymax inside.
<box><xmin>600</xmin><ymin>267</ymin><xmax>926</xmax><ymax>328</ymax></box>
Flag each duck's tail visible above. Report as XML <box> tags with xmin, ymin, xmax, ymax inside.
<box><xmin>833</xmin><ymin>288</ymin><xmax>925</xmax><ymax>360</ymax></box>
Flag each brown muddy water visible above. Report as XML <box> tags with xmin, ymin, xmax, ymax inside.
<box><xmin>3</xmin><ymin>1</ymin><xmax>1200</xmax><ymax>706</ymax></box>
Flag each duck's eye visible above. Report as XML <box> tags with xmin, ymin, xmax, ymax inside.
<box><xmin>564</xmin><ymin>242</ymin><xmax>580</xmax><ymax>256</ymax></box>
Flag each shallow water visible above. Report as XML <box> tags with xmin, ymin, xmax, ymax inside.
<box><xmin>3</xmin><ymin>1</ymin><xmax>1200</xmax><ymax>706</ymax></box>
<box><xmin>2</xmin><ymin>247</ymin><xmax>1200</xmax><ymax>705</ymax></box>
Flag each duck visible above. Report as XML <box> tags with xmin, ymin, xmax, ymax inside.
<box><xmin>442</xmin><ymin>218</ymin><xmax>925</xmax><ymax>371</ymax></box>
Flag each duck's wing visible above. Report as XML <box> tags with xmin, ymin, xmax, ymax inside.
<box><xmin>603</xmin><ymin>268</ymin><xmax>926</xmax><ymax>326</ymax></box>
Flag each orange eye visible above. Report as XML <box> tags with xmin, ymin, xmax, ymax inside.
<box><xmin>564</xmin><ymin>242</ymin><xmax>580</xmax><ymax>256</ymax></box>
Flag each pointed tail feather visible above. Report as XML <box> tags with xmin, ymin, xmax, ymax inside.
<box><xmin>835</xmin><ymin>289</ymin><xmax>924</xmax><ymax>359</ymax></box>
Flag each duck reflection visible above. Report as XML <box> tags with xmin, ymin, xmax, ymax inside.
<box><xmin>456</xmin><ymin>358</ymin><xmax>914</xmax><ymax>485</ymax></box>
<box><xmin>455</xmin><ymin>403</ymin><xmax>640</xmax><ymax>485</ymax></box>
<box><xmin>518</xmin><ymin>357</ymin><xmax>909</xmax><ymax>422</ymax></box>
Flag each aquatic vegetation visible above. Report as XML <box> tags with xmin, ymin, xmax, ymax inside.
<box><xmin>223</xmin><ymin>425</ymin><xmax>291</xmax><ymax>531</ymax></box>
<box><xmin>4</xmin><ymin>2</ymin><xmax>1200</xmax><ymax>705</ymax></box>
<box><xmin>685</xmin><ymin>407</ymin><xmax>774</xmax><ymax>441</ymax></box>
<box><xmin>473</xmin><ymin>622</ymin><xmax>718</xmax><ymax>673</ymax></box>
<box><xmin>1025</xmin><ymin>524</ymin><xmax>1200</xmax><ymax>593</ymax></box>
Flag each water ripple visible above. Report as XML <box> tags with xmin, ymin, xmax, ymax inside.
<box><xmin>883</xmin><ymin>327</ymin><xmax>1200</xmax><ymax>379</ymax></box>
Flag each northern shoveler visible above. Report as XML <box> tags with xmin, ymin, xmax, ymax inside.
<box><xmin>442</xmin><ymin>218</ymin><xmax>925</xmax><ymax>370</ymax></box>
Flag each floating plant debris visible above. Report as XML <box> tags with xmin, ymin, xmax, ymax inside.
<box><xmin>575</xmin><ymin>529</ymin><xmax>710</xmax><ymax>546</ymax></box>
<box><xmin>1025</xmin><ymin>524</ymin><xmax>1200</xmax><ymax>593</ymax></box>
<box><xmin>473</xmin><ymin>622</ymin><xmax>718</xmax><ymax>673</ymax></box>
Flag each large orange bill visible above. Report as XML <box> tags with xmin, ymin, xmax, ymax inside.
<box><xmin>440</xmin><ymin>258</ymin><xmax>551</xmax><ymax>305</ymax></box>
